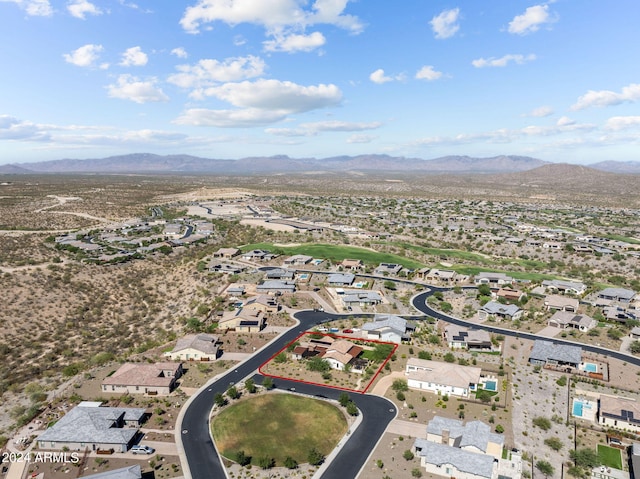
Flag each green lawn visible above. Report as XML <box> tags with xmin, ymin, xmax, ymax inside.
<box><xmin>597</xmin><ymin>444</ymin><xmax>623</xmax><ymax>469</ymax></box>
<box><xmin>240</xmin><ymin>242</ymin><xmax>425</xmax><ymax>269</ymax></box>
<box><xmin>604</xmin><ymin>234</ymin><xmax>640</xmax><ymax>245</ymax></box>
<box><xmin>211</xmin><ymin>394</ymin><xmax>347</xmax><ymax>466</ymax></box>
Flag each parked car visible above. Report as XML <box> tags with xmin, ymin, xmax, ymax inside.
<box><xmin>130</xmin><ymin>445</ymin><xmax>155</xmax><ymax>455</ymax></box>
<box><xmin>342</xmin><ymin>329</ymin><xmax>354</xmax><ymax>334</ymax></box>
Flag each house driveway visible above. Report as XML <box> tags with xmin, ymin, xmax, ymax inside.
<box><xmin>369</xmin><ymin>371</ymin><xmax>405</xmax><ymax>396</ymax></box>
<box><xmin>536</xmin><ymin>325</ymin><xmax>561</xmax><ymax>338</ymax></box>
<box><xmin>386</xmin><ymin>419</ymin><xmax>426</xmax><ymax>438</ymax></box>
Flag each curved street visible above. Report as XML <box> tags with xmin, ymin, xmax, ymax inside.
<box><xmin>178</xmin><ymin>310</ymin><xmax>397</xmax><ymax>479</ymax></box>
<box><xmin>179</xmin><ymin>275</ymin><xmax>640</xmax><ymax>479</ymax></box>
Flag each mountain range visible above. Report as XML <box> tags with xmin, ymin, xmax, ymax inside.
<box><xmin>0</xmin><ymin>153</ymin><xmax>639</xmax><ymax>175</ymax></box>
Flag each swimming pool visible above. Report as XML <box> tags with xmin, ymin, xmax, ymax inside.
<box><xmin>583</xmin><ymin>363</ymin><xmax>598</xmax><ymax>373</ymax></box>
<box><xmin>298</xmin><ymin>273</ymin><xmax>309</xmax><ymax>280</ymax></box>
<box><xmin>484</xmin><ymin>380</ymin><xmax>498</xmax><ymax>392</ymax></box>
<box><xmin>572</xmin><ymin>399</ymin><xmax>593</xmax><ymax>417</ymax></box>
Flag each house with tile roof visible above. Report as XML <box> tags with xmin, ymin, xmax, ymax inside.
<box><xmin>405</xmin><ymin>358</ymin><xmax>482</xmax><ymax>398</ymax></box>
<box><xmin>37</xmin><ymin>403</ymin><xmax>146</xmax><ymax>452</ymax></box>
<box><xmin>102</xmin><ymin>362</ymin><xmax>182</xmax><ymax>395</ymax></box>
<box><xmin>165</xmin><ymin>333</ymin><xmax>221</xmax><ymax>361</ymax></box>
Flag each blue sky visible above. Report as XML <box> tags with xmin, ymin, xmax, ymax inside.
<box><xmin>1</xmin><ymin>0</ymin><xmax>640</xmax><ymax>165</ymax></box>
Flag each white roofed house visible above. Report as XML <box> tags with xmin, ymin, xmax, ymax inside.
<box><xmin>327</xmin><ymin>273</ymin><xmax>355</xmax><ymax>286</ymax></box>
<box><xmin>165</xmin><ymin>333</ymin><xmax>221</xmax><ymax>361</ymax></box>
<box><xmin>405</xmin><ymin>358</ymin><xmax>482</xmax><ymax>398</ymax></box>
<box><xmin>373</xmin><ymin>263</ymin><xmax>403</xmax><ymax>276</ymax></box>
<box><xmin>597</xmin><ymin>287</ymin><xmax>636</xmax><ymax>305</ymax></box>
<box><xmin>341</xmin><ymin>290</ymin><xmax>383</xmax><ymax>308</ymax></box>
<box><xmin>283</xmin><ymin>254</ymin><xmax>313</xmax><ymax>266</ymax></box>
<box><xmin>425</xmin><ymin>416</ymin><xmax>504</xmax><ymax>459</ymax></box>
<box><xmin>478</xmin><ymin>301</ymin><xmax>522</xmax><ymax>321</ymax></box>
<box><xmin>362</xmin><ymin>314</ymin><xmax>414</xmax><ymax>343</ymax></box>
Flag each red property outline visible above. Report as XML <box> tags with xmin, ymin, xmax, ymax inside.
<box><xmin>258</xmin><ymin>332</ymin><xmax>398</xmax><ymax>394</ymax></box>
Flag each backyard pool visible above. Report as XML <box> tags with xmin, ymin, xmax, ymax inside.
<box><xmin>298</xmin><ymin>273</ymin><xmax>310</xmax><ymax>280</ymax></box>
<box><xmin>484</xmin><ymin>380</ymin><xmax>498</xmax><ymax>392</ymax></box>
<box><xmin>572</xmin><ymin>398</ymin><xmax>595</xmax><ymax>419</ymax></box>
<box><xmin>583</xmin><ymin>363</ymin><xmax>598</xmax><ymax>373</ymax></box>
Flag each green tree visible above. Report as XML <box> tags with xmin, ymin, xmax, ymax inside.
<box><xmin>214</xmin><ymin>393</ymin><xmax>227</xmax><ymax>407</ymax></box>
<box><xmin>477</xmin><ymin>284</ymin><xmax>491</xmax><ymax>297</ymax></box>
<box><xmin>536</xmin><ymin>460</ymin><xmax>555</xmax><ymax>477</ymax></box>
<box><xmin>544</xmin><ymin>437</ymin><xmax>563</xmax><ymax>451</ymax></box>
<box><xmin>383</xmin><ymin>280</ymin><xmax>396</xmax><ymax>290</ymax></box>
<box><xmin>403</xmin><ymin>449</ymin><xmax>415</xmax><ymax>460</ymax></box>
<box><xmin>418</xmin><ymin>350</ymin><xmax>432</xmax><ymax>360</ymax></box>
<box><xmin>532</xmin><ymin>416</ymin><xmax>552</xmax><ymax>431</ymax></box>
<box><xmin>307</xmin><ymin>448</ymin><xmax>324</xmax><ymax>466</ymax></box>
<box><xmin>440</xmin><ymin>302</ymin><xmax>453</xmax><ymax>313</ymax></box>
<box><xmin>274</xmin><ymin>352</ymin><xmax>288</xmax><ymax>363</ymax></box>
<box><xmin>392</xmin><ymin>379</ymin><xmax>409</xmax><ymax>392</ymax></box>
<box><xmin>630</xmin><ymin>341</ymin><xmax>640</xmax><ymax>354</ymax></box>
<box><xmin>258</xmin><ymin>456</ymin><xmax>275</xmax><ymax>469</ymax></box>
<box><xmin>262</xmin><ymin>377</ymin><xmax>274</xmax><ymax>390</ymax></box>
<box><xmin>570</xmin><ymin>448</ymin><xmax>599</xmax><ymax>468</ymax></box>
<box><xmin>245</xmin><ymin>378</ymin><xmax>256</xmax><ymax>394</ymax></box>
<box><xmin>495</xmin><ymin>424</ymin><xmax>505</xmax><ymax>433</ymax></box>
<box><xmin>608</xmin><ymin>328</ymin><xmax>623</xmax><ymax>340</ymax></box>
<box><xmin>346</xmin><ymin>401</ymin><xmax>359</xmax><ymax>416</ymax></box>
<box><xmin>371</xmin><ymin>343</ymin><xmax>394</xmax><ymax>362</ymax></box>
<box><xmin>226</xmin><ymin>385</ymin><xmax>240</xmax><ymax>400</ymax></box>
<box><xmin>443</xmin><ymin>352</ymin><xmax>455</xmax><ymax>363</ymax></box>
<box><xmin>307</xmin><ymin>357</ymin><xmax>331</xmax><ymax>372</ymax></box>
<box><xmin>339</xmin><ymin>392</ymin><xmax>350</xmax><ymax>407</ymax></box>
<box><xmin>235</xmin><ymin>450</ymin><xmax>251</xmax><ymax>466</ymax></box>
<box><xmin>284</xmin><ymin>456</ymin><xmax>298</xmax><ymax>469</ymax></box>
<box><xmin>411</xmin><ymin>468</ymin><xmax>423</xmax><ymax>478</ymax></box>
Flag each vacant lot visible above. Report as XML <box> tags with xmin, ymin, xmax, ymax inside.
<box><xmin>211</xmin><ymin>393</ymin><xmax>347</xmax><ymax>466</ymax></box>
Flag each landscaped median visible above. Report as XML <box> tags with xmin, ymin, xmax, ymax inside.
<box><xmin>211</xmin><ymin>393</ymin><xmax>348</xmax><ymax>471</ymax></box>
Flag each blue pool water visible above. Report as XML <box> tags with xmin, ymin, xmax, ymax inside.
<box><xmin>584</xmin><ymin>363</ymin><xmax>597</xmax><ymax>373</ymax></box>
<box><xmin>484</xmin><ymin>380</ymin><xmax>497</xmax><ymax>392</ymax></box>
<box><xmin>298</xmin><ymin>273</ymin><xmax>309</xmax><ymax>280</ymax></box>
<box><xmin>573</xmin><ymin>401</ymin><xmax>583</xmax><ymax>417</ymax></box>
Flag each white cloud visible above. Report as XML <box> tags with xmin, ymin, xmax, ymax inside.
<box><xmin>266</xmin><ymin>120</ymin><xmax>381</xmax><ymax>137</ymax></box>
<box><xmin>369</xmin><ymin>69</ymin><xmax>405</xmax><ymax>84</ymax></box>
<box><xmin>171</xmin><ymin>47</ymin><xmax>188</xmax><ymax>59</ymax></box>
<box><xmin>556</xmin><ymin>116</ymin><xmax>575</xmax><ymax>126</ymax></box>
<box><xmin>167</xmin><ymin>55</ymin><xmax>266</xmax><ymax>90</ymax></box>
<box><xmin>430</xmin><ymin>8</ymin><xmax>460</xmax><ymax>39</ymax></box>
<box><xmin>107</xmin><ymin>74</ymin><xmax>169</xmax><ymax>103</ymax></box>
<box><xmin>180</xmin><ymin>0</ymin><xmax>363</xmax><ymax>35</ymax></box>
<box><xmin>347</xmin><ymin>134</ymin><xmax>376</xmax><ymax>144</ymax></box>
<box><xmin>472</xmin><ymin>54</ymin><xmax>536</xmax><ymax>68</ymax></box>
<box><xmin>528</xmin><ymin>106</ymin><xmax>554</xmax><ymax>117</ymax></box>
<box><xmin>1</xmin><ymin>0</ymin><xmax>53</xmax><ymax>16</ymax></box>
<box><xmin>571</xmin><ymin>83</ymin><xmax>640</xmax><ymax>110</ymax></box>
<box><xmin>263</xmin><ymin>31</ymin><xmax>326</xmax><ymax>53</ymax></box>
<box><xmin>299</xmin><ymin>120</ymin><xmax>382</xmax><ymax>132</ymax></box>
<box><xmin>604</xmin><ymin>116</ymin><xmax>640</xmax><ymax>131</ymax></box>
<box><xmin>508</xmin><ymin>4</ymin><xmax>554</xmax><ymax>35</ymax></box>
<box><xmin>175</xmin><ymin>79</ymin><xmax>342</xmax><ymax>128</ymax></box>
<box><xmin>175</xmin><ymin>108</ymin><xmax>287</xmax><ymax>128</ymax></box>
<box><xmin>415</xmin><ymin>65</ymin><xmax>443</xmax><ymax>81</ymax></box>
<box><xmin>120</xmin><ymin>46</ymin><xmax>148</xmax><ymax>67</ymax></box>
<box><xmin>63</xmin><ymin>44</ymin><xmax>105</xmax><ymax>68</ymax></box>
<box><xmin>67</xmin><ymin>0</ymin><xmax>102</xmax><ymax>19</ymax></box>
<box><xmin>0</xmin><ymin>115</ymin><xmax>50</xmax><ymax>141</ymax></box>
<box><xmin>200</xmin><ymin>79</ymin><xmax>342</xmax><ymax>113</ymax></box>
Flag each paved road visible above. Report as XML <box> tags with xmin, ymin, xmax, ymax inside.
<box><xmin>178</xmin><ymin>310</ymin><xmax>397</xmax><ymax>479</ymax></box>
<box><xmin>410</xmin><ymin>290</ymin><xmax>640</xmax><ymax>367</ymax></box>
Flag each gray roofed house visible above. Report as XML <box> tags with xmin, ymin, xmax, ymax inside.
<box><xmin>426</xmin><ymin>416</ymin><xmax>504</xmax><ymax>457</ymax></box>
<box><xmin>37</xmin><ymin>405</ymin><xmax>146</xmax><ymax>452</ymax></box>
<box><xmin>362</xmin><ymin>314</ymin><xmax>412</xmax><ymax>343</ymax></box>
<box><xmin>479</xmin><ymin>301</ymin><xmax>522</xmax><ymax>321</ymax></box>
<box><xmin>256</xmin><ymin>280</ymin><xmax>296</xmax><ymax>293</ymax></box>
<box><xmin>598</xmin><ymin>287</ymin><xmax>636</xmax><ymax>303</ymax></box>
<box><xmin>548</xmin><ymin>311</ymin><xmax>596</xmax><ymax>331</ymax></box>
<box><xmin>413</xmin><ymin>439</ymin><xmax>497</xmax><ymax>479</ymax></box>
<box><xmin>474</xmin><ymin>272</ymin><xmax>514</xmax><ymax>286</ymax></box>
<box><xmin>445</xmin><ymin>324</ymin><xmax>493</xmax><ymax>350</ymax></box>
<box><xmin>327</xmin><ymin>273</ymin><xmax>355</xmax><ymax>286</ymax></box>
<box><xmin>529</xmin><ymin>340</ymin><xmax>582</xmax><ymax>367</ymax></box>
<box><xmin>373</xmin><ymin>263</ymin><xmax>403</xmax><ymax>276</ymax></box>
<box><xmin>541</xmin><ymin>279</ymin><xmax>587</xmax><ymax>296</ymax></box>
<box><xmin>283</xmin><ymin>254</ymin><xmax>313</xmax><ymax>265</ymax></box>
<box><xmin>80</xmin><ymin>465</ymin><xmax>142</xmax><ymax>479</ymax></box>
<box><xmin>341</xmin><ymin>290</ymin><xmax>383</xmax><ymax>306</ymax></box>
<box><xmin>265</xmin><ymin>268</ymin><xmax>295</xmax><ymax>280</ymax></box>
